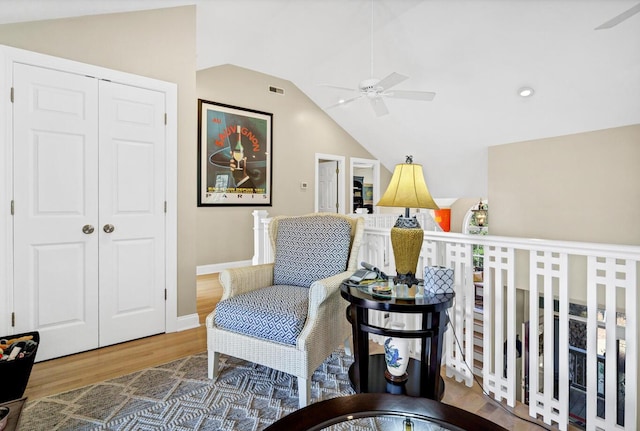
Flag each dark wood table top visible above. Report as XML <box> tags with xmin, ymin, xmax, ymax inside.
<box><xmin>264</xmin><ymin>393</ymin><xmax>508</xmax><ymax>431</ymax></box>
<box><xmin>340</xmin><ymin>280</ymin><xmax>455</xmax><ymax>312</ymax></box>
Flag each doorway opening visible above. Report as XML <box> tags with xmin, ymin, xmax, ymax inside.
<box><xmin>350</xmin><ymin>158</ymin><xmax>380</xmax><ymax>214</ymax></box>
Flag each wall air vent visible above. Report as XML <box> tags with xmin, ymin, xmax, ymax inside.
<box><xmin>268</xmin><ymin>85</ymin><xmax>285</xmax><ymax>95</ymax></box>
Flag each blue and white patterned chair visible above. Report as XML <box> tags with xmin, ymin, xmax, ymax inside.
<box><xmin>206</xmin><ymin>213</ymin><xmax>364</xmax><ymax>407</ymax></box>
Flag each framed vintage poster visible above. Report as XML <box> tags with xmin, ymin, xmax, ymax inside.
<box><xmin>198</xmin><ymin>99</ymin><xmax>273</xmax><ymax>206</ymax></box>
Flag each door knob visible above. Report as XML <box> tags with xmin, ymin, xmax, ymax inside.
<box><xmin>82</xmin><ymin>225</ymin><xmax>94</xmax><ymax>234</ymax></box>
<box><xmin>103</xmin><ymin>224</ymin><xmax>115</xmax><ymax>233</ymax></box>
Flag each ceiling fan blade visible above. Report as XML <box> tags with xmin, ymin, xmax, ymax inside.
<box><xmin>385</xmin><ymin>90</ymin><xmax>436</xmax><ymax>101</ymax></box>
<box><xmin>595</xmin><ymin>2</ymin><xmax>640</xmax><ymax>29</ymax></box>
<box><xmin>369</xmin><ymin>97</ymin><xmax>389</xmax><ymax>117</ymax></box>
<box><xmin>319</xmin><ymin>83</ymin><xmax>359</xmax><ymax>92</ymax></box>
<box><xmin>325</xmin><ymin>94</ymin><xmax>363</xmax><ymax>110</ymax></box>
<box><xmin>376</xmin><ymin>72</ymin><xmax>408</xmax><ymax>90</ymax></box>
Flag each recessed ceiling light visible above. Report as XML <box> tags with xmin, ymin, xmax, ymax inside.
<box><xmin>518</xmin><ymin>87</ymin><xmax>534</xmax><ymax>97</ymax></box>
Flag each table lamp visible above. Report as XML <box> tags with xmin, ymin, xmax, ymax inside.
<box><xmin>377</xmin><ymin>156</ymin><xmax>439</xmax><ymax>286</ymax></box>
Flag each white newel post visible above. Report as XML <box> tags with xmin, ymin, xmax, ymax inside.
<box><xmin>252</xmin><ymin>210</ymin><xmax>269</xmax><ymax>265</ymax></box>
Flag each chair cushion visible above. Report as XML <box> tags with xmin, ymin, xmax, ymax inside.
<box><xmin>214</xmin><ymin>285</ymin><xmax>308</xmax><ymax>345</ymax></box>
<box><xmin>273</xmin><ymin>216</ymin><xmax>351</xmax><ymax>287</ymax></box>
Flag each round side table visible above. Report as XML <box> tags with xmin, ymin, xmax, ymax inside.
<box><xmin>340</xmin><ymin>281</ymin><xmax>454</xmax><ymax>400</ymax></box>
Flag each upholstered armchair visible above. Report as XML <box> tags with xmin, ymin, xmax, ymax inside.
<box><xmin>206</xmin><ymin>213</ymin><xmax>364</xmax><ymax>407</ymax></box>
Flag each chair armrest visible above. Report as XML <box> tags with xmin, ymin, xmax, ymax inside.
<box><xmin>219</xmin><ymin>263</ymin><xmax>274</xmax><ymax>299</ymax></box>
<box><xmin>307</xmin><ymin>271</ymin><xmax>351</xmax><ymax>311</ymax></box>
<box><xmin>296</xmin><ymin>271</ymin><xmax>351</xmax><ymax>351</ymax></box>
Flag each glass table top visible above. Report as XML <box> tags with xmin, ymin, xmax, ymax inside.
<box><xmin>311</xmin><ymin>412</ymin><xmax>464</xmax><ymax>430</ymax></box>
<box><xmin>356</xmin><ymin>280</ymin><xmax>425</xmax><ymax>300</ymax></box>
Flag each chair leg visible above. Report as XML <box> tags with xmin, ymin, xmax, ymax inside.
<box><xmin>298</xmin><ymin>376</ymin><xmax>310</xmax><ymax>407</ymax></box>
<box><xmin>208</xmin><ymin>350</ymin><xmax>220</xmax><ymax>379</ymax></box>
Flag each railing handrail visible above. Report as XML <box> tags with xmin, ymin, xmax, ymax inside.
<box><xmin>423</xmin><ymin>230</ymin><xmax>640</xmax><ymax>258</ymax></box>
<box><xmin>254</xmin><ymin>212</ymin><xmax>640</xmax><ymax>258</ymax></box>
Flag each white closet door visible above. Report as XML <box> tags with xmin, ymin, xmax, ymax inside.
<box><xmin>98</xmin><ymin>81</ymin><xmax>166</xmax><ymax>346</ymax></box>
<box><xmin>13</xmin><ymin>64</ymin><xmax>100</xmax><ymax>360</ymax></box>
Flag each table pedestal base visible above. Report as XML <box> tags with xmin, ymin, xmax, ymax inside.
<box><xmin>348</xmin><ymin>354</ymin><xmax>444</xmax><ymax>400</ymax></box>
<box><xmin>384</xmin><ymin>369</ymin><xmax>408</xmax><ymax>383</ymax></box>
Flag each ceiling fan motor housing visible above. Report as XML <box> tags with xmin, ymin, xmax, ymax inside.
<box><xmin>359</xmin><ymin>78</ymin><xmax>382</xmax><ymax>96</ymax></box>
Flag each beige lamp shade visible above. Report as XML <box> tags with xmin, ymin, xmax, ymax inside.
<box><xmin>377</xmin><ymin>162</ymin><xmax>439</xmax><ymax>210</ymax></box>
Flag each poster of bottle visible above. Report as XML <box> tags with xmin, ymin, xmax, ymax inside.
<box><xmin>197</xmin><ymin>99</ymin><xmax>272</xmax><ymax>206</ymax></box>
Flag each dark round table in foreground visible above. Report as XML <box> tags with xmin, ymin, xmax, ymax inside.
<box><xmin>263</xmin><ymin>393</ymin><xmax>509</xmax><ymax>431</ymax></box>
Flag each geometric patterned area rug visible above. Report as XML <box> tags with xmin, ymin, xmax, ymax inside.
<box><xmin>20</xmin><ymin>350</ymin><xmax>355</xmax><ymax>431</ymax></box>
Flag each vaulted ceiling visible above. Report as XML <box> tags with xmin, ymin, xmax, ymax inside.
<box><xmin>1</xmin><ymin>0</ymin><xmax>639</xmax><ymax>198</ymax></box>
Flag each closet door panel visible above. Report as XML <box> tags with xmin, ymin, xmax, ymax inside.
<box><xmin>98</xmin><ymin>81</ymin><xmax>166</xmax><ymax>346</ymax></box>
<box><xmin>12</xmin><ymin>64</ymin><xmax>99</xmax><ymax>361</ymax></box>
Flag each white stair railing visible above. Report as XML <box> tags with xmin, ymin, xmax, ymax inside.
<box><xmin>251</xmin><ymin>211</ymin><xmax>639</xmax><ymax>431</ymax></box>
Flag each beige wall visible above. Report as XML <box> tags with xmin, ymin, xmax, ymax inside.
<box><xmin>489</xmin><ymin>124</ymin><xmax>640</xmax><ymax>302</ymax></box>
<box><xmin>449</xmin><ymin>198</ymin><xmax>480</xmax><ymax>233</ymax></box>
<box><xmin>488</xmin><ymin>124</ymin><xmax>640</xmax><ymax>245</ymax></box>
<box><xmin>0</xmin><ymin>6</ymin><xmax>199</xmax><ymax>316</ymax></box>
<box><xmin>196</xmin><ymin>65</ymin><xmax>389</xmax><ymax>265</ymax></box>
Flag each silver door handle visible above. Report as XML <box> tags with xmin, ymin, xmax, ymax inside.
<box><xmin>103</xmin><ymin>224</ymin><xmax>115</xmax><ymax>233</ymax></box>
<box><xmin>82</xmin><ymin>225</ymin><xmax>94</xmax><ymax>234</ymax></box>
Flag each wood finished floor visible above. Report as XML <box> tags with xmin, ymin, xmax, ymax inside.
<box><xmin>25</xmin><ymin>273</ymin><xmax>570</xmax><ymax>430</ymax></box>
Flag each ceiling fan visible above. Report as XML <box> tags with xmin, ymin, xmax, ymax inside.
<box><xmin>595</xmin><ymin>2</ymin><xmax>640</xmax><ymax>29</ymax></box>
<box><xmin>324</xmin><ymin>72</ymin><xmax>435</xmax><ymax>117</ymax></box>
<box><xmin>322</xmin><ymin>1</ymin><xmax>436</xmax><ymax>117</ymax></box>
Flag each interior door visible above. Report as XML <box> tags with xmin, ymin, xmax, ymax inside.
<box><xmin>318</xmin><ymin>161</ymin><xmax>338</xmax><ymax>213</ymax></box>
<box><xmin>98</xmin><ymin>81</ymin><xmax>166</xmax><ymax>346</ymax></box>
<box><xmin>12</xmin><ymin>63</ymin><xmax>100</xmax><ymax>360</ymax></box>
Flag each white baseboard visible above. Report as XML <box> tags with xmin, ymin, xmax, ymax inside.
<box><xmin>196</xmin><ymin>260</ymin><xmax>252</xmax><ymax>276</ymax></box>
<box><xmin>175</xmin><ymin>313</ymin><xmax>200</xmax><ymax>332</ymax></box>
